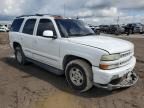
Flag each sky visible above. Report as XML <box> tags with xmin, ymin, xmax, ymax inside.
<box><xmin>0</xmin><ymin>0</ymin><xmax>144</xmax><ymax>25</ymax></box>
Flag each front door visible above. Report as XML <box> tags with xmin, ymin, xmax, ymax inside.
<box><xmin>33</xmin><ymin>19</ymin><xmax>60</xmax><ymax>69</ymax></box>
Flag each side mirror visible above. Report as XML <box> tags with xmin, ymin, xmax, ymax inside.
<box><xmin>43</xmin><ymin>30</ymin><xmax>56</xmax><ymax>39</ymax></box>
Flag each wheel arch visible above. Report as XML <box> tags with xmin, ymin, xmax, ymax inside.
<box><xmin>13</xmin><ymin>42</ymin><xmax>21</xmax><ymax>50</ymax></box>
<box><xmin>63</xmin><ymin>55</ymin><xmax>92</xmax><ymax>70</ymax></box>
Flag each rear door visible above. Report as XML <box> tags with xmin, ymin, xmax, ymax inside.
<box><xmin>21</xmin><ymin>18</ymin><xmax>37</xmax><ymax>58</ymax></box>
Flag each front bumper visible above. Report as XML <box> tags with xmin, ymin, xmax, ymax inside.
<box><xmin>94</xmin><ymin>70</ymin><xmax>138</xmax><ymax>90</ymax></box>
<box><xmin>92</xmin><ymin>56</ymin><xmax>138</xmax><ymax>90</ymax></box>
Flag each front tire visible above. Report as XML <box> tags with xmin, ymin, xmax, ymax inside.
<box><xmin>15</xmin><ymin>46</ymin><xmax>26</xmax><ymax>65</ymax></box>
<box><xmin>65</xmin><ymin>59</ymin><xmax>93</xmax><ymax>92</ymax></box>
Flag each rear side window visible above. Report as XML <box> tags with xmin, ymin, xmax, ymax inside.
<box><xmin>10</xmin><ymin>18</ymin><xmax>24</xmax><ymax>32</ymax></box>
<box><xmin>22</xmin><ymin>19</ymin><xmax>36</xmax><ymax>35</ymax></box>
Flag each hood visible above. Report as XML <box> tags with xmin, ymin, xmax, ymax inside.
<box><xmin>68</xmin><ymin>36</ymin><xmax>134</xmax><ymax>54</ymax></box>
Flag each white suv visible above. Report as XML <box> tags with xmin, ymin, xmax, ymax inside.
<box><xmin>9</xmin><ymin>14</ymin><xmax>138</xmax><ymax>92</ymax></box>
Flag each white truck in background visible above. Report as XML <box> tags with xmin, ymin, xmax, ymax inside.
<box><xmin>0</xmin><ymin>25</ymin><xmax>9</xmax><ymax>32</ymax></box>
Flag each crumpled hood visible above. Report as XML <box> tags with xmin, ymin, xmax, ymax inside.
<box><xmin>68</xmin><ymin>36</ymin><xmax>134</xmax><ymax>54</ymax></box>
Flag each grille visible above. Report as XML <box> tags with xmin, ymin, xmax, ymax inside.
<box><xmin>120</xmin><ymin>50</ymin><xmax>132</xmax><ymax>58</ymax></box>
<box><xmin>119</xmin><ymin>57</ymin><xmax>132</xmax><ymax>67</ymax></box>
<box><xmin>119</xmin><ymin>50</ymin><xmax>133</xmax><ymax>67</ymax></box>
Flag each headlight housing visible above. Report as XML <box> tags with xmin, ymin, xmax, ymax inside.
<box><xmin>101</xmin><ymin>54</ymin><xmax>120</xmax><ymax>61</ymax></box>
<box><xmin>100</xmin><ymin>54</ymin><xmax>121</xmax><ymax>70</ymax></box>
<box><xmin>99</xmin><ymin>63</ymin><xmax>119</xmax><ymax>70</ymax></box>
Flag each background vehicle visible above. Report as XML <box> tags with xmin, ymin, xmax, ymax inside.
<box><xmin>99</xmin><ymin>25</ymin><xmax>109</xmax><ymax>33</ymax></box>
<box><xmin>89</xmin><ymin>25</ymin><xmax>95</xmax><ymax>31</ymax></box>
<box><xmin>9</xmin><ymin>14</ymin><xmax>138</xmax><ymax>92</ymax></box>
<box><xmin>89</xmin><ymin>25</ymin><xmax>100</xmax><ymax>35</ymax></box>
<box><xmin>125</xmin><ymin>23</ymin><xmax>144</xmax><ymax>34</ymax></box>
<box><xmin>108</xmin><ymin>25</ymin><xmax>125</xmax><ymax>35</ymax></box>
<box><xmin>0</xmin><ymin>25</ymin><xmax>9</xmax><ymax>32</ymax></box>
<box><xmin>94</xmin><ymin>26</ymin><xmax>100</xmax><ymax>35</ymax></box>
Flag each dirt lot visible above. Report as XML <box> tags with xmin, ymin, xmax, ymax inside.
<box><xmin>0</xmin><ymin>33</ymin><xmax>144</xmax><ymax>108</ymax></box>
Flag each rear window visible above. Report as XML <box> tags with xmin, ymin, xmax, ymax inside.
<box><xmin>10</xmin><ymin>18</ymin><xmax>24</xmax><ymax>32</ymax></box>
<box><xmin>22</xmin><ymin>19</ymin><xmax>36</xmax><ymax>35</ymax></box>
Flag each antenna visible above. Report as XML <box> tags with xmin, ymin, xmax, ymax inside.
<box><xmin>64</xmin><ymin>3</ymin><xmax>66</xmax><ymax>17</ymax></box>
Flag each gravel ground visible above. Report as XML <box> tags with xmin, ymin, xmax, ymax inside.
<box><xmin>0</xmin><ymin>33</ymin><xmax>144</xmax><ymax>108</ymax></box>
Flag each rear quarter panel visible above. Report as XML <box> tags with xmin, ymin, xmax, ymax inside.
<box><xmin>9</xmin><ymin>32</ymin><xmax>22</xmax><ymax>49</ymax></box>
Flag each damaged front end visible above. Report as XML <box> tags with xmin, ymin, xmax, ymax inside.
<box><xmin>94</xmin><ymin>70</ymin><xmax>139</xmax><ymax>90</ymax></box>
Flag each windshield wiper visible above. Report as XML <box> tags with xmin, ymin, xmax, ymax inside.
<box><xmin>69</xmin><ymin>34</ymin><xmax>84</xmax><ymax>36</ymax></box>
<box><xmin>84</xmin><ymin>33</ymin><xmax>95</xmax><ymax>36</ymax></box>
<box><xmin>69</xmin><ymin>33</ymin><xmax>95</xmax><ymax>37</ymax></box>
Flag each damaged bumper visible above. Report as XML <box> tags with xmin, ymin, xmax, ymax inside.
<box><xmin>94</xmin><ymin>70</ymin><xmax>139</xmax><ymax>90</ymax></box>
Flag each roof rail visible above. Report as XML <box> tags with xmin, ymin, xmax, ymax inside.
<box><xmin>36</xmin><ymin>14</ymin><xmax>62</xmax><ymax>18</ymax></box>
<box><xmin>35</xmin><ymin>14</ymin><xmax>52</xmax><ymax>16</ymax></box>
<box><xmin>16</xmin><ymin>14</ymin><xmax>62</xmax><ymax>18</ymax></box>
<box><xmin>16</xmin><ymin>14</ymin><xmax>36</xmax><ymax>18</ymax></box>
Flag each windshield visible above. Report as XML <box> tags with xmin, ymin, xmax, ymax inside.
<box><xmin>55</xmin><ymin>19</ymin><xmax>95</xmax><ymax>37</ymax></box>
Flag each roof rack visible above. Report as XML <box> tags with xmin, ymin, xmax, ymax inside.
<box><xmin>36</xmin><ymin>14</ymin><xmax>52</xmax><ymax>16</ymax></box>
<box><xmin>17</xmin><ymin>14</ymin><xmax>62</xmax><ymax>18</ymax></box>
<box><xmin>16</xmin><ymin>14</ymin><xmax>37</xmax><ymax>18</ymax></box>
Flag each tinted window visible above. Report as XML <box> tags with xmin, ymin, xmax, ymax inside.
<box><xmin>37</xmin><ymin>19</ymin><xmax>56</xmax><ymax>36</ymax></box>
<box><xmin>22</xmin><ymin>19</ymin><xmax>36</xmax><ymax>35</ymax></box>
<box><xmin>10</xmin><ymin>18</ymin><xmax>24</xmax><ymax>32</ymax></box>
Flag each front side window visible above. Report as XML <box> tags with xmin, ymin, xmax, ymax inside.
<box><xmin>37</xmin><ymin>19</ymin><xmax>56</xmax><ymax>36</ymax></box>
<box><xmin>55</xmin><ymin>19</ymin><xmax>95</xmax><ymax>37</ymax></box>
<box><xmin>22</xmin><ymin>19</ymin><xmax>36</xmax><ymax>35</ymax></box>
<box><xmin>10</xmin><ymin>18</ymin><xmax>24</xmax><ymax>32</ymax></box>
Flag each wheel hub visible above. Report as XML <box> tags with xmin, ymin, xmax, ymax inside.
<box><xmin>69</xmin><ymin>67</ymin><xmax>84</xmax><ymax>86</ymax></box>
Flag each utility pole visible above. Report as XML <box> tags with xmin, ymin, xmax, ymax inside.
<box><xmin>117</xmin><ymin>16</ymin><xmax>120</xmax><ymax>25</ymax></box>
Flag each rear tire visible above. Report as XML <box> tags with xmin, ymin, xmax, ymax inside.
<box><xmin>65</xmin><ymin>59</ymin><xmax>93</xmax><ymax>92</ymax></box>
<box><xmin>15</xmin><ymin>46</ymin><xmax>26</xmax><ymax>65</ymax></box>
